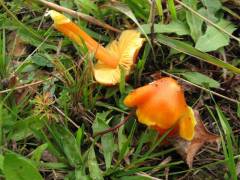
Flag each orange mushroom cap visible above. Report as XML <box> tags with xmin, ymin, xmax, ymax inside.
<box><xmin>49</xmin><ymin>10</ymin><xmax>144</xmax><ymax>85</ymax></box>
<box><xmin>93</xmin><ymin>30</ymin><xmax>144</xmax><ymax>85</ymax></box>
<box><xmin>124</xmin><ymin>77</ymin><xmax>196</xmax><ymax>141</ymax></box>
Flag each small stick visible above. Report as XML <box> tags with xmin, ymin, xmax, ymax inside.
<box><xmin>93</xmin><ymin>110</ymin><xmax>135</xmax><ymax>137</ymax></box>
<box><xmin>38</xmin><ymin>0</ymin><xmax>121</xmax><ymax>33</ymax></box>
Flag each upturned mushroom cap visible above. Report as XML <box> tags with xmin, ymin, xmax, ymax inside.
<box><xmin>124</xmin><ymin>77</ymin><xmax>196</xmax><ymax>141</ymax></box>
<box><xmin>49</xmin><ymin>11</ymin><xmax>144</xmax><ymax>85</ymax></box>
<box><xmin>93</xmin><ymin>30</ymin><xmax>145</xmax><ymax>85</ymax></box>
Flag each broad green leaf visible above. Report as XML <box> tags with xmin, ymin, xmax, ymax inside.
<box><xmin>52</xmin><ymin>125</ymin><xmax>82</xmax><ymax>167</ymax></box>
<box><xmin>31</xmin><ymin>143</ymin><xmax>48</xmax><ymax>163</ymax></box>
<box><xmin>156</xmin><ymin>34</ymin><xmax>240</xmax><ymax>74</ymax></box>
<box><xmin>75</xmin><ymin>167</ymin><xmax>90</xmax><ymax>180</ymax></box>
<box><xmin>7</xmin><ymin>115</ymin><xmax>44</xmax><ymax>141</ymax></box>
<box><xmin>3</xmin><ymin>153</ymin><xmax>43</xmax><ymax>180</ymax></box>
<box><xmin>93</xmin><ymin>112</ymin><xmax>114</xmax><ymax>169</ymax></box>
<box><xmin>195</xmin><ymin>19</ymin><xmax>236</xmax><ymax>52</ymax></box>
<box><xmin>202</xmin><ymin>0</ymin><xmax>222</xmax><ymax>15</ymax></box>
<box><xmin>140</xmin><ymin>21</ymin><xmax>190</xmax><ymax>36</ymax></box>
<box><xmin>87</xmin><ymin>146</ymin><xmax>104</xmax><ymax>180</ymax></box>
<box><xmin>183</xmin><ymin>0</ymin><xmax>203</xmax><ymax>42</ymax></box>
<box><xmin>60</xmin><ymin>0</ymin><xmax>74</xmax><ymax>9</ymax></box>
<box><xmin>31</xmin><ymin>53</ymin><xmax>53</xmax><ymax>67</ymax></box>
<box><xmin>198</xmin><ymin>7</ymin><xmax>218</xmax><ymax>22</ymax></box>
<box><xmin>181</xmin><ymin>71</ymin><xmax>220</xmax><ymax>88</ymax></box>
<box><xmin>74</xmin><ymin>0</ymin><xmax>100</xmax><ymax>17</ymax></box>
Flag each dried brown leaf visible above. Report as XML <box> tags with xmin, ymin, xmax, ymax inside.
<box><xmin>170</xmin><ymin>110</ymin><xmax>220</xmax><ymax>168</ymax></box>
<box><xmin>7</xmin><ymin>32</ymin><xmax>27</xmax><ymax>57</ymax></box>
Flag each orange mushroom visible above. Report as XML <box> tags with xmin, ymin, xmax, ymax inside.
<box><xmin>124</xmin><ymin>77</ymin><xmax>196</xmax><ymax>141</ymax></box>
<box><xmin>49</xmin><ymin>10</ymin><xmax>144</xmax><ymax>85</ymax></box>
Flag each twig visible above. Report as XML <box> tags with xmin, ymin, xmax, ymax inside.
<box><xmin>37</xmin><ymin>0</ymin><xmax>121</xmax><ymax>33</ymax></box>
<box><xmin>52</xmin><ymin>105</ymin><xmax>80</xmax><ymax>129</ymax></box>
<box><xmin>0</xmin><ymin>77</ymin><xmax>52</xmax><ymax>94</ymax></box>
<box><xmin>93</xmin><ymin>110</ymin><xmax>135</xmax><ymax>137</ymax></box>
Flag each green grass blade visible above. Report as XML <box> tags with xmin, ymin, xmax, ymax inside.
<box><xmin>167</xmin><ymin>0</ymin><xmax>177</xmax><ymax>20</ymax></box>
<box><xmin>216</xmin><ymin>105</ymin><xmax>237</xmax><ymax>180</ymax></box>
<box><xmin>155</xmin><ymin>0</ymin><xmax>164</xmax><ymax>23</ymax></box>
<box><xmin>0</xmin><ymin>28</ymin><xmax>7</xmax><ymax>78</ymax></box>
<box><xmin>0</xmin><ymin>0</ymin><xmax>45</xmax><ymax>42</ymax></box>
<box><xmin>156</xmin><ymin>34</ymin><xmax>240</xmax><ymax>74</ymax></box>
<box><xmin>108</xmin><ymin>1</ymin><xmax>152</xmax><ymax>49</ymax></box>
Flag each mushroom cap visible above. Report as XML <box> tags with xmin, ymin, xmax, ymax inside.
<box><xmin>124</xmin><ymin>77</ymin><xmax>196</xmax><ymax>141</ymax></box>
<box><xmin>48</xmin><ymin>10</ymin><xmax>71</xmax><ymax>24</ymax></box>
<box><xmin>93</xmin><ymin>30</ymin><xmax>145</xmax><ymax>85</ymax></box>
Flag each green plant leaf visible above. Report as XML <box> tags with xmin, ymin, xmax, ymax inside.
<box><xmin>201</xmin><ymin>0</ymin><xmax>222</xmax><ymax>15</ymax></box>
<box><xmin>0</xmin><ymin>155</ymin><xmax>4</xmax><ymax>171</ymax></box>
<box><xmin>123</xmin><ymin>0</ymin><xmax>150</xmax><ymax>21</ymax></box>
<box><xmin>198</xmin><ymin>7</ymin><xmax>218</xmax><ymax>22</ymax></box>
<box><xmin>216</xmin><ymin>106</ymin><xmax>237</xmax><ymax>180</ymax></box>
<box><xmin>118</xmin><ymin>122</ymin><xmax>128</xmax><ymax>153</ymax></box>
<box><xmin>93</xmin><ymin>112</ymin><xmax>114</xmax><ymax>169</ymax></box>
<box><xmin>31</xmin><ymin>53</ymin><xmax>53</xmax><ymax>67</ymax></box>
<box><xmin>183</xmin><ymin>0</ymin><xmax>203</xmax><ymax>42</ymax></box>
<box><xmin>76</xmin><ymin>127</ymin><xmax>83</xmax><ymax>147</ymax></box>
<box><xmin>167</xmin><ymin>0</ymin><xmax>177</xmax><ymax>20</ymax></box>
<box><xmin>60</xmin><ymin>0</ymin><xmax>74</xmax><ymax>9</ymax></box>
<box><xmin>237</xmin><ymin>103</ymin><xmax>240</xmax><ymax>118</ymax></box>
<box><xmin>107</xmin><ymin>1</ymin><xmax>152</xmax><ymax>48</ymax></box>
<box><xmin>87</xmin><ymin>146</ymin><xmax>104</xmax><ymax>180</ymax></box>
<box><xmin>140</xmin><ymin>21</ymin><xmax>190</xmax><ymax>35</ymax></box>
<box><xmin>31</xmin><ymin>143</ymin><xmax>48</xmax><ymax>164</ymax></box>
<box><xmin>3</xmin><ymin>153</ymin><xmax>43</xmax><ymax>180</ymax></box>
<box><xmin>156</xmin><ymin>34</ymin><xmax>240</xmax><ymax>74</ymax></box>
<box><xmin>51</xmin><ymin>124</ymin><xmax>82</xmax><ymax>167</ymax></box>
<box><xmin>7</xmin><ymin>115</ymin><xmax>45</xmax><ymax>141</ymax></box>
<box><xmin>181</xmin><ymin>71</ymin><xmax>220</xmax><ymax>88</ymax></box>
<box><xmin>74</xmin><ymin>0</ymin><xmax>100</xmax><ymax>17</ymax></box>
<box><xmin>195</xmin><ymin>19</ymin><xmax>236</xmax><ymax>52</ymax></box>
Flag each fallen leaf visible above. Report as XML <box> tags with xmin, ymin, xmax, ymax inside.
<box><xmin>7</xmin><ymin>32</ymin><xmax>27</xmax><ymax>57</ymax></box>
<box><xmin>170</xmin><ymin>110</ymin><xmax>220</xmax><ymax>168</ymax></box>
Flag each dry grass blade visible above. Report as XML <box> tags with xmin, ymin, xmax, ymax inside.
<box><xmin>38</xmin><ymin>0</ymin><xmax>121</xmax><ymax>33</ymax></box>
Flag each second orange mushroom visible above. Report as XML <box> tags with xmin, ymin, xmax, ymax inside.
<box><xmin>124</xmin><ymin>77</ymin><xmax>196</xmax><ymax>141</ymax></box>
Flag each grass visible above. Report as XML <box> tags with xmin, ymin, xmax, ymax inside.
<box><xmin>0</xmin><ymin>0</ymin><xmax>240</xmax><ymax>179</ymax></box>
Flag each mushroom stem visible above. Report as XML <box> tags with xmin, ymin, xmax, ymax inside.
<box><xmin>49</xmin><ymin>10</ymin><xmax>119</xmax><ymax>68</ymax></box>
